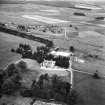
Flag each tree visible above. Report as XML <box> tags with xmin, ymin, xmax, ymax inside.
<box><xmin>43</xmin><ymin>73</ymin><xmax>49</xmax><ymax>80</ymax></box>
<box><xmin>0</xmin><ymin>69</ymin><xmax>5</xmax><ymax>89</ymax></box>
<box><xmin>37</xmin><ymin>74</ymin><xmax>44</xmax><ymax>89</ymax></box>
<box><xmin>31</xmin><ymin>80</ymin><xmax>36</xmax><ymax>90</ymax></box>
<box><xmin>20</xmin><ymin>88</ymin><xmax>32</xmax><ymax>97</ymax></box>
<box><xmin>2</xmin><ymin>78</ymin><xmax>17</xmax><ymax>94</ymax></box>
<box><xmin>93</xmin><ymin>70</ymin><xmax>100</xmax><ymax>79</ymax></box>
<box><xmin>54</xmin><ymin>92</ymin><xmax>66</xmax><ymax>102</ymax></box>
<box><xmin>32</xmin><ymin>51</ymin><xmax>37</xmax><ymax>60</ymax></box>
<box><xmin>11</xmin><ymin>48</ymin><xmax>15</xmax><ymax>53</ymax></box>
<box><xmin>64</xmin><ymin>82</ymin><xmax>71</xmax><ymax>95</ymax></box>
<box><xmin>17</xmin><ymin>25</ymin><xmax>26</xmax><ymax>31</ymax></box>
<box><xmin>36</xmin><ymin>46</ymin><xmax>50</xmax><ymax>54</ymax></box>
<box><xmin>11</xmin><ymin>74</ymin><xmax>21</xmax><ymax>83</ymax></box>
<box><xmin>22</xmin><ymin>50</ymin><xmax>32</xmax><ymax>58</ymax></box>
<box><xmin>46</xmin><ymin>41</ymin><xmax>54</xmax><ymax>48</ymax></box>
<box><xmin>55</xmin><ymin>56</ymin><xmax>69</xmax><ymax>68</ymax></box>
<box><xmin>35</xmin><ymin>51</ymin><xmax>44</xmax><ymax>63</ymax></box>
<box><xmin>66</xmin><ymin>90</ymin><xmax>78</xmax><ymax>105</ymax></box>
<box><xmin>16</xmin><ymin>47</ymin><xmax>22</xmax><ymax>54</ymax></box>
<box><xmin>45</xmin><ymin>54</ymin><xmax>54</xmax><ymax>60</ymax></box>
<box><xmin>6</xmin><ymin>63</ymin><xmax>17</xmax><ymax>77</ymax></box>
<box><xmin>2</xmin><ymin>74</ymin><xmax>21</xmax><ymax>95</ymax></box>
<box><xmin>52</xmin><ymin>75</ymin><xmax>59</xmax><ymax>89</ymax></box>
<box><xmin>69</xmin><ymin>46</ymin><xmax>75</xmax><ymax>53</ymax></box>
<box><xmin>16</xmin><ymin>44</ymin><xmax>32</xmax><ymax>56</ymax></box>
<box><xmin>52</xmin><ymin>75</ymin><xmax>71</xmax><ymax>96</ymax></box>
<box><xmin>16</xmin><ymin>61</ymin><xmax>27</xmax><ymax>72</ymax></box>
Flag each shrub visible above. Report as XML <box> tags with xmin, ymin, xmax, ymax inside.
<box><xmin>66</xmin><ymin>90</ymin><xmax>79</xmax><ymax>105</ymax></box>
<box><xmin>69</xmin><ymin>46</ymin><xmax>75</xmax><ymax>53</ymax></box>
<box><xmin>11</xmin><ymin>48</ymin><xmax>15</xmax><ymax>52</ymax></box>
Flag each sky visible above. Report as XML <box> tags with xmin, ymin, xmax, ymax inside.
<box><xmin>25</xmin><ymin>0</ymin><xmax>105</xmax><ymax>1</ymax></box>
<box><xmin>1</xmin><ymin>0</ymin><xmax>105</xmax><ymax>4</ymax></box>
<box><xmin>1</xmin><ymin>0</ymin><xmax>105</xmax><ymax>1</ymax></box>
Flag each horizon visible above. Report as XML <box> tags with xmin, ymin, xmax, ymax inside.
<box><xmin>1</xmin><ymin>0</ymin><xmax>105</xmax><ymax>3</ymax></box>
<box><xmin>1</xmin><ymin>0</ymin><xmax>105</xmax><ymax>9</ymax></box>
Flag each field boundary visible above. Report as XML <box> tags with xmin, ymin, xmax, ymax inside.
<box><xmin>0</xmin><ymin>26</ymin><xmax>53</xmax><ymax>46</ymax></box>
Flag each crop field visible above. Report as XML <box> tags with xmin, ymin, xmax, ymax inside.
<box><xmin>0</xmin><ymin>2</ymin><xmax>105</xmax><ymax>105</ymax></box>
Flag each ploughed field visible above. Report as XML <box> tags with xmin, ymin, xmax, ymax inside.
<box><xmin>1</xmin><ymin>3</ymin><xmax>105</xmax><ymax>105</ymax></box>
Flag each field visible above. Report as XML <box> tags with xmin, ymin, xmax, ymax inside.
<box><xmin>0</xmin><ymin>32</ymin><xmax>44</xmax><ymax>69</ymax></box>
<box><xmin>74</xmin><ymin>71</ymin><xmax>105</xmax><ymax>105</ymax></box>
<box><xmin>0</xmin><ymin>2</ymin><xmax>105</xmax><ymax>105</ymax></box>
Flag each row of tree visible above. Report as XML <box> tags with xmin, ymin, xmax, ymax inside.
<box><xmin>21</xmin><ymin>74</ymin><xmax>78</xmax><ymax>105</ymax></box>
<box><xmin>11</xmin><ymin>44</ymin><xmax>75</xmax><ymax>68</ymax></box>
<box><xmin>11</xmin><ymin>43</ymin><xmax>51</xmax><ymax>63</ymax></box>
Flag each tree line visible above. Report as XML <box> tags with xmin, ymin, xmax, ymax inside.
<box><xmin>21</xmin><ymin>73</ymin><xmax>78</xmax><ymax>105</ymax></box>
<box><xmin>0</xmin><ymin>25</ymin><xmax>54</xmax><ymax>46</ymax></box>
<box><xmin>11</xmin><ymin>44</ymin><xmax>75</xmax><ymax>68</ymax></box>
<box><xmin>11</xmin><ymin>43</ymin><xmax>51</xmax><ymax>63</ymax></box>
